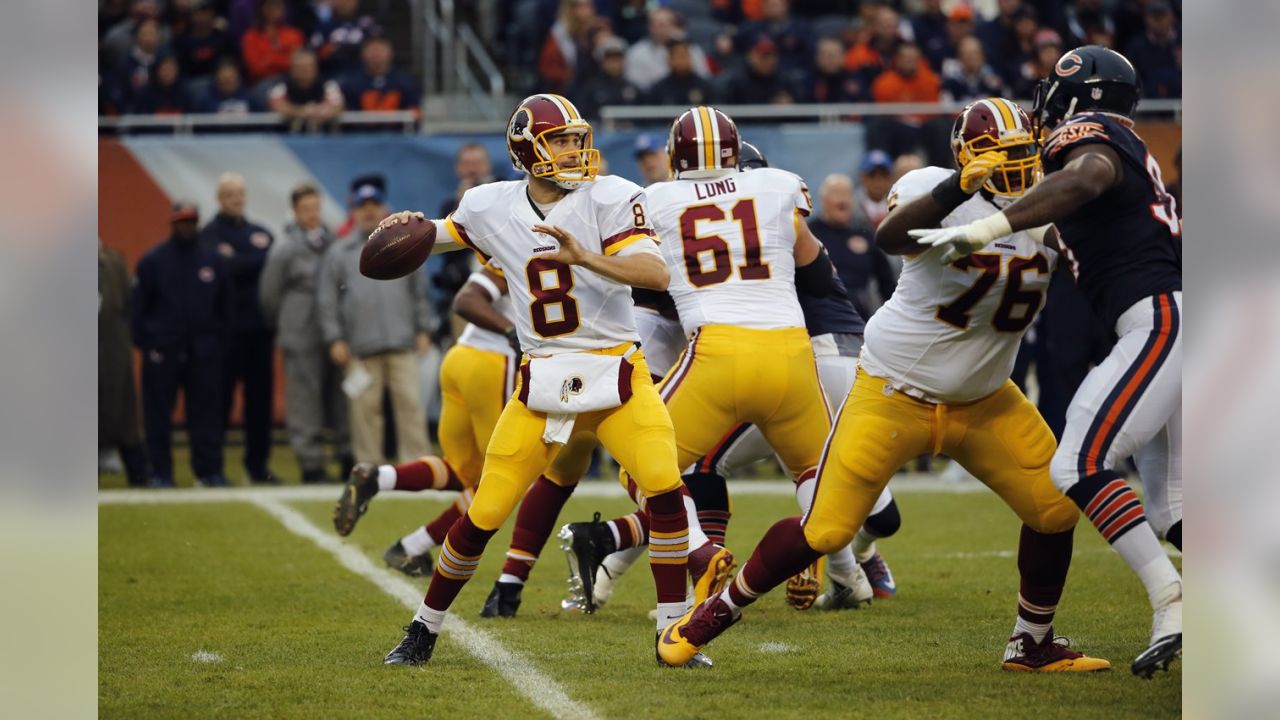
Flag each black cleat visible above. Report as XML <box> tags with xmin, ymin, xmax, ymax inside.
<box><xmin>333</xmin><ymin>463</ymin><xmax>380</xmax><ymax>536</ymax></box>
<box><xmin>479</xmin><ymin>581</ymin><xmax>524</xmax><ymax>618</ymax></box>
<box><xmin>384</xmin><ymin>540</ymin><xmax>434</xmax><ymax>577</ymax></box>
<box><xmin>1131</xmin><ymin>633</ymin><xmax>1181</xmax><ymax>679</ymax></box>
<box><xmin>558</xmin><ymin>513</ymin><xmax>615</xmax><ymax>614</ymax></box>
<box><xmin>383</xmin><ymin>620</ymin><xmax>438</xmax><ymax>665</ymax></box>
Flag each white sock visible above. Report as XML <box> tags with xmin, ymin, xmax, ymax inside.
<box><xmin>852</xmin><ymin>528</ymin><xmax>878</xmax><ymax>563</ymax></box>
<box><xmin>608</xmin><ymin>522</ymin><xmax>622</xmax><ymax>548</ymax></box>
<box><xmin>498</xmin><ymin>573</ymin><xmax>524</xmax><ymax>585</ymax></box>
<box><xmin>682</xmin><ymin>495</ymin><xmax>710</xmax><ymax>549</ymax></box>
<box><xmin>827</xmin><ymin>544</ymin><xmax>860</xmax><ymax>585</ymax></box>
<box><xmin>1112</xmin><ymin>527</ymin><xmax>1182</xmax><ymax>606</ymax></box>
<box><xmin>413</xmin><ymin>601</ymin><xmax>447</xmax><ymax>634</ymax></box>
<box><xmin>656</xmin><ymin>602</ymin><xmax>687</xmax><ymax>631</ymax></box>
<box><xmin>1012</xmin><ymin>616</ymin><xmax>1052</xmax><ymax>644</ymax></box>
<box><xmin>794</xmin><ymin>477</ymin><xmax>816</xmax><ymax>515</ymax></box>
<box><xmin>718</xmin><ymin>587</ymin><xmax>743</xmax><ymax>614</ymax></box>
<box><xmin>602</xmin><ymin>545</ymin><xmax>646</xmax><ymax>578</ymax></box>
<box><xmin>400</xmin><ymin>526</ymin><xmax>436</xmax><ymax>557</ymax></box>
<box><xmin>377</xmin><ymin>465</ymin><xmax>397</xmax><ymax>491</ymax></box>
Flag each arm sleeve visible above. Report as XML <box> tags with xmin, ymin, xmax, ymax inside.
<box><xmin>596</xmin><ymin>181</ymin><xmax>658</xmax><ymax>256</ymax></box>
<box><xmin>791</xmin><ymin>174</ymin><xmax>813</xmax><ymax>217</ymax></box>
<box><xmin>1042</xmin><ymin>117</ymin><xmax>1121</xmax><ymax>172</ymax></box>
<box><xmin>316</xmin><ymin>250</ymin><xmax>344</xmax><ymax>344</ymax></box>
<box><xmin>441</xmin><ymin>190</ymin><xmax>501</xmax><ymax>270</ymax></box>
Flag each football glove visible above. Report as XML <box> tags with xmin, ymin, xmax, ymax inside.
<box><xmin>959</xmin><ymin>150</ymin><xmax>1008</xmax><ymax>194</ymax></box>
<box><xmin>908</xmin><ymin>212</ymin><xmax>1013</xmax><ymax>264</ymax></box>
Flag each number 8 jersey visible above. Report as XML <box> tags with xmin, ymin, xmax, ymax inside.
<box><xmin>442</xmin><ymin>174</ymin><xmax>658</xmax><ymax>355</ymax></box>
<box><xmin>861</xmin><ymin>166</ymin><xmax>1057</xmax><ymax>403</ymax></box>
<box><xmin>646</xmin><ymin>166</ymin><xmax>811</xmax><ymax>335</ymax></box>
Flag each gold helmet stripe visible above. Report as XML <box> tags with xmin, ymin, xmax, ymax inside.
<box><xmin>986</xmin><ymin>97</ymin><xmax>1015</xmax><ymax>134</ymax></box>
<box><xmin>696</xmin><ymin>106</ymin><xmax>716</xmax><ymax>169</ymax></box>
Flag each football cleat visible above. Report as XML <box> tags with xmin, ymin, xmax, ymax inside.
<box><xmin>558</xmin><ymin>513</ymin><xmax>613</xmax><ymax>614</ymax></box>
<box><xmin>814</xmin><ymin>564</ymin><xmax>873</xmax><ymax>610</ymax></box>
<box><xmin>657</xmin><ymin>596</ymin><xmax>740</xmax><ymax>667</ymax></box>
<box><xmin>383</xmin><ymin>620</ymin><xmax>438</xmax><ymax>666</ymax></box>
<box><xmin>785</xmin><ymin>555</ymin><xmax>825</xmax><ymax>610</ymax></box>
<box><xmin>1002</xmin><ymin>630</ymin><xmax>1111</xmax><ymax>672</ymax></box>
<box><xmin>480</xmin><ymin>580</ymin><xmax>524</xmax><ymax>618</ymax></box>
<box><xmin>655</xmin><ymin>633</ymin><xmax>713</xmax><ymax>668</ymax></box>
<box><xmin>687</xmin><ymin>542</ymin><xmax>736</xmax><ymax>606</ymax></box>
<box><xmin>1133</xmin><ymin>583</ymin><xmax>1182</xmax><ymax>678</ymax></box>
<box><xmin>383</xmin><ymin>540</ymin><xmax>433</xmax><ymax>578</ymax></box>
<box><xmin>860</xmin><ymin>552</ymin><xmax>897</xmax><ymax>598</ymax></box>
<box><xmin>333</xmin><ymin>463</ymin><xmax>380</xmax><ymax>536</ymax></box>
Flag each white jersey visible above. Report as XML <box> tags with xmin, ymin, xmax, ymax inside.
<box><xmin>442</xmin><ymin>175</ymin><xmax>658</xmax><ymax>355</ymax></box>
<box><xmin>861</xmin><ymin>166</ymin><xmax>1057</xmax><ymax>403</ymax></box>
<box><xmin>645</xmin><ymin>167</ymin><xmax>810</xmax><ymax>335</ymax></box>
<box><xmin>455</xmin><ymin>270</ymin><xmax>518</xmax><ymax>355</ymax></box>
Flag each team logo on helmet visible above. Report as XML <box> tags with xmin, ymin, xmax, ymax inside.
<box><xmin>1055</xmin><ymin>52</ymin><xmax>1084</xmax><ymax>77</ymax></box>
<box><xmin>508</xmin><ymin>107</ymin><xmax>532</xmax><ymax>142</ymax></box>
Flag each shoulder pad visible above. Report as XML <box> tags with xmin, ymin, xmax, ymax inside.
<box><xmin>886</xmin><ymin>166</ymin><xmax>953</xmax><ymax>210</ymax></box>
<box><xmin>590</xmin><ymin>174</ymin><xmax>645</xmax><ymax>205</ymax></box>
<box><xmin>458</xmin><ymin>180</ymin><xmax>519</xmax><ymax>216</ymax></box>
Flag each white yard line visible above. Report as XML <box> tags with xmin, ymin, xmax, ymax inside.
<box><xmin>247</xmin><ymin>496</ymin><xmax>600</xmax><ymax>720</ymax></box>
<box><xmin>98</xmin><ymin>474</ymin><xmax>987</xmax><ymax>505</ymax></box>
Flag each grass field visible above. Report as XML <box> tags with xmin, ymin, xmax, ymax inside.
<box><xmin>99</xmin><ymin>480</ymin><xmax>1181</xmax><ymax>719</ymax></box>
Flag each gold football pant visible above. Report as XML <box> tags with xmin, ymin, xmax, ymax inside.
<box><xmin>436</xmin><ymin>344</ymin><xmax>513</xmax><ymax>489</ymax></box>
<box><xmin>803</xmin><ymin>369</ymin><xmax>1079</xmax><ymax>554</ymax></box>
<box><xmin>466</xmin><ymin>347</ymin><xmax>682</xmax><ymax>532</ymax></box>
<box><xmin>658</xmin><ymin>325</ymin><xmax>831</xmax><ymax>478</ymax></box>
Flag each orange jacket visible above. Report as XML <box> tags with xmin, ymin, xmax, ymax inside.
<box><xmin>241</xmin><ymin>25</ymin><xmax>305</xmax><ymax>85</ymax></box>
<box><xmin>871</xmin><ymin>65</ymin><xmax>941</xmax><ymax>124</ymax></box>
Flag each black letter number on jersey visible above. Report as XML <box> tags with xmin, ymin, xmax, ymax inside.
<box><xmin>526</xmin><ymin>258</ymin><xmax>581</xmax><ymax>337</ymax></box>
<box><xmin>678</xmin><ymin>199</ymin><xmax>770</xmax><ymax>287</ymax></box>
<box><xmin>936</xmin><ymin>252</ymin><xmax>1049</xmax><ymax>332</ymax></box>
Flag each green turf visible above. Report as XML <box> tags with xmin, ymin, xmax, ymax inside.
<box><xmin>99</xmin><ymin>488</ymin><xmax>1181</xmax><ymax>719</ymax></box>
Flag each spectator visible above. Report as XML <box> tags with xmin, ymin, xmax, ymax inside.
<box><xmin>891</xmin><ymin>152</ymin><xmax>925</xmax><ymax>183</ymax></box>
<box><xmin>1062</xmin><ymin>0</ymin><xmax>1117</xmax><ymax>48</ymax></box>
<box><xmin>241</xmin><ymin>0</ymin><xmax>305</xmax><ymax>85</ymax></box>
<box><xmin>719</xmin><ymin>35</ymin><xmax>795</xmax><ymax>106</ymax></box>
<box><xmin>1012</xmin><ymin>29</ymin><xmax>1063</xmax><ymax>100</ymax></box>
<box><xmin>341</xmin><ymin>37</ymin><xmax>420</xmax><ymax>112</ymax></box>
<box><xmin>199</xmin><ymin>172</ymin><xmax>277</xmax><ymax>485</ymax></box>
<box><xmin>268</xmin><ymin>49</ymin><xmax>345</xmax><ymax>132</ymax></box>
<box><xmin>854</xmin><ymin>150</ymin><xmax>894</xmax><ymax>229</ymax></box>
<box><xmin>808</xmin><ymin>174</ymin><xmax>896</xmax><ymax>318</ymax></box>
<box><xmin>610</xmin><ymin>0</ymin><xmax>649</xmax><ymax>44</ymax></box>
<box><xmin>259</xmin><ymin>184</ymin><xmax>351</xmax><ymax>484</ymax></box>
<box><xmin>130</xmin><ymin>54</ymin><xmax>188</xmax><ymax>115</ymax></box>
<box><xmin>132</xmin><ymin>202</ymin><xmax>232</xmax><ymax>487</ymax></box>
<box><xmin>1123</xmin><ymin>1</ymin><xmax>1181</xmax><ymax>99</ymax></box>
<box><xmin>192</xmin><ymin>59</ymin><xmax>255</xmax><ymax>114</ymax></box>
<box><xmin>100</xmin><ymin>241</ymin><xmax>149</xmax><ymax>487</ymax></box>
<box><xmin>434</xmin><ymin>145</ymin><xmax>497</xmax><ymax>328</ymax></box>
<box><xmin>633</xmin><ymin>134</ymin><xmax>670</xmax><ymax>186</ymax></box>
<box><xmin>117</xmin><ymin>17</ymin><xmax>167</xmax><ymax>105</ymax></box>
<box><xmin>647</xmin><ymin>35</ymin><xmax>714</xmax><ymax>107</ymax></box>
<box><xmin>738</xmin><ymin>0</ymin><xmax>813</xmax><ymax>80</ymax></box>
<box><xmin>975</xmin><ymin>0</ymin><xmax>1023</xmax><ymax>67</ymax></box>
<box><xmin>438</xmin><ymin>144</ymin><xmax>496</xmax><ymax>219</ymax></box>
<box><xmin>912</xmin><ymin>0</ymin><xmax>952</xmax><ymax>72</ymax></box>
<box><xmin>102</xmin><ymin>0</ymin><xmax>170</xmax><ymax>70</ymax></box>
<box><xmin>538</xmin><ymin>0</ymin><xmax>602</xmax><ymax>94</ymax></box>
<box><xmin>844</xmin><ymin>2</ymin><xmax>902</xmax><ymax>79</ymax></box>
<box><xmin>624</xmin><ymin>6</ymin><xmax>711</xmax><ymax>92</ymax></box>
<box><xmin>173</xmin><ymin>0</ymin><xmax>232</xmax><ymax>79</ymax></box>
<box><xmin>944</xmin><ymin>4</ymin><xmax>978</xmax><ymax>64</ymax></box>
<box><xmin>310</xmin><ymin>0</ymin><xmax>382</xmax><ymax>76</ymax></box>
<box><xmin>318</xmin><ymin>175</ymin><xmax>433</xmax><ymax>465</ymax></box>
<box><xmin>569</xmin><ymin>35</ymin><xmax>641</xmax><ymax>120</ymax></box>
<box><xmin>870</xmin><ymin>42</ymin><xmax>941</xmax><ymax>157</ymax></box>
<box><xmin>807</xmin><ymin>37</ymin><xmax>866</xmax><ymax>103</ymax></box>
<box><xmin>941</xmin><ymin>36</ymin><xmax>1005</xmax><ymax>104</ymax></box>
<box><xmin>994</xmin><ymin>6</ymin><xmax>1040</xmax><ymax>90</ymax></box>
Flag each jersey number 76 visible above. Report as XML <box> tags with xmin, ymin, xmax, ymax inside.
<box><xmin>936</xmin><ymin>253</ymin><xmax>1050</xmax><ymax>332</ymax></box>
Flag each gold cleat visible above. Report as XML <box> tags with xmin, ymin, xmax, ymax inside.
<box><xmin>688</xmin><ymin>542</ymin><xmax>736</xmax><ymax>606</ymax></box>
<box><xmin>785</xmin><ymin>555</ymin><xmax>825</xmax><ymax>610</ymax></box>
<box><xmin>1001</xmin><ymin>631</ymin><xmax>1112</xmax><ymax>672</ymax></box>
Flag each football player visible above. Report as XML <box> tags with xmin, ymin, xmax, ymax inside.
<box><xmin>658</xmin><ymin>98</ymin><xmax>1110</xmax><ymax>674</ymax></box>
<box><xmin>910</xmin><ymin>47</ymin><xmax>1183</xmax><ymax>677</ymax></box>
<box><xmin>560</xmin><ymin>106</ymin><xmax>841</xmax><ymax>616</ymax></box>
<box><xmin>331</xmin><ymin>268</ymin><xmax>594</xmax><ymax>602</ymax></box>
<box><xmin>376</xmin><ymin>94</ymin><xmax>695</xmax><ymax>667</ymax></box>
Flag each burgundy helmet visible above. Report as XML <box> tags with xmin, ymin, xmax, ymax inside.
<box><xmin>950</xmin><ymin>97</ymin><xmax>1041</xmax><ymax>197</ymax></box>
<box><xmin>507</xmin><ymin>93</ymin><xmax>600</xmax><ymax>189</ymax></box>
<box><xmin>667</xmin><ymin>106</ymin><xmax>741</xmax><ymax>179</ymax></box>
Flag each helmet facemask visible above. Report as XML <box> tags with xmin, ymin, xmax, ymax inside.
<box><xmin>529</xmin><ymin>123</ymin><xmax>601</xmax><ymax>190</ymax></box>
<box><xmin>954</xmin><ymin>130</ymin><xmax>1042</xmax><ymax>198</ymax></box>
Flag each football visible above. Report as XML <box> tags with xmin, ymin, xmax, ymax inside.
<box><xmin>359</xmin><ymin>216</ymin><xmax>436</xmax><ymax>280</ymax></box>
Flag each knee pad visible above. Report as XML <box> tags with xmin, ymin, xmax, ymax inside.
<box><xmin>803</xmin><ymin>522</ymin><xmax>856</xmax><ymax>555</ymax></box>
<box><xmin>1034</xmin><ymin>498</ymin><xmax>1080</xmax><ymax>535</ymax></box>
<box><xmin>864</xmin><ymin>498</ymin><xmax>901</xmax><ymax>538</ymax></box>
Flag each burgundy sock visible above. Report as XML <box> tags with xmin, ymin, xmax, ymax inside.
<box><xmin>1016</xmin><ymin>524</ymin><xmax>1073</xmax><ymax>628</ymax></box>
<box><xmin>425</xmin><ymin>503</ymin><xmax>463</xmax><ymax>545</ymax></box>
<box><xmin>645</xmin><ymin>489</ymin><xmax>690</xmax><ymax>604</ymax></box>
<box><xmin>394</xmin><ymin>456</ymin><xmax>463</xmax><ymax>492</ymax></box>
<box><xmin>727</xmin><ymin>516</ymin><xmax>820</xmax><ymax>607</ymax></box>
<box><xmin>500</xmin><ymin>476</ymin><xmax>576</xmax><ymax>582</ymax></box>
<box><xmin>424</xmin><ymin>513</ymin><xmax>496</xmax><ymax>611</ymax></box>
<box><xmin>607</xmin><ymin>511</ymin><xmax>650</xmax><ymax>550</ymax></box>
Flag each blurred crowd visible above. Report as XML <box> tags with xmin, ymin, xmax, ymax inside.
<box><xmin>98</xmin><ymin>0</ymin><xmax>419</xmax><ymax>130</ymax></box>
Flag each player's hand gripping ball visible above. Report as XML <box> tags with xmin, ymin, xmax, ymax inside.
<box><xmin>360</xmin><ymin>212</ymin><xmax>436</xmax><ymax>280</ymax></box>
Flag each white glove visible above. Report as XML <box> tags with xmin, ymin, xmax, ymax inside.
<box><xmin>908</xmin><ymin>212</ymin><xmax>1013</xmax><ymax>264</ymax></box>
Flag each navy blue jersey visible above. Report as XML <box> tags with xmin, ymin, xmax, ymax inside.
<box><xmin>800</xmin><ymin>271</ymin><xmax>866</xmax><ymax>337</ymax></box>
<box><xmin>1041</xmin><ymin>113</ymin><xmax>1182</xmax><ymax>327</ymax></box>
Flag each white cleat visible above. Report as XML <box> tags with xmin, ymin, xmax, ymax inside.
<box><xmin>1132</xmin><ymin>581</ymin><xmax>1182</xmax><ymax>678</ymax></box>
<box><xmin>814</xmin><ymin>564</ymin><xmax>874</xmax><ymax>610</ymax></box>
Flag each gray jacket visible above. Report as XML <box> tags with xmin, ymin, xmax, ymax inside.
<box><xmin>317</xmin><ymin>230</ymin><xmax>433</xmax><ymax>357</ymax></box>
<box><xmin>259</xmin><ymin>222</ymin><xmax>336</xmax><ymax>351</ymax></box>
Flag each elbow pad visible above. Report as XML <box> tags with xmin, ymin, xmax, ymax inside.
<box><xmin>795</xmin><ymin>247</ymin><xmax>835</xmax><ymax>298</ymax></box>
